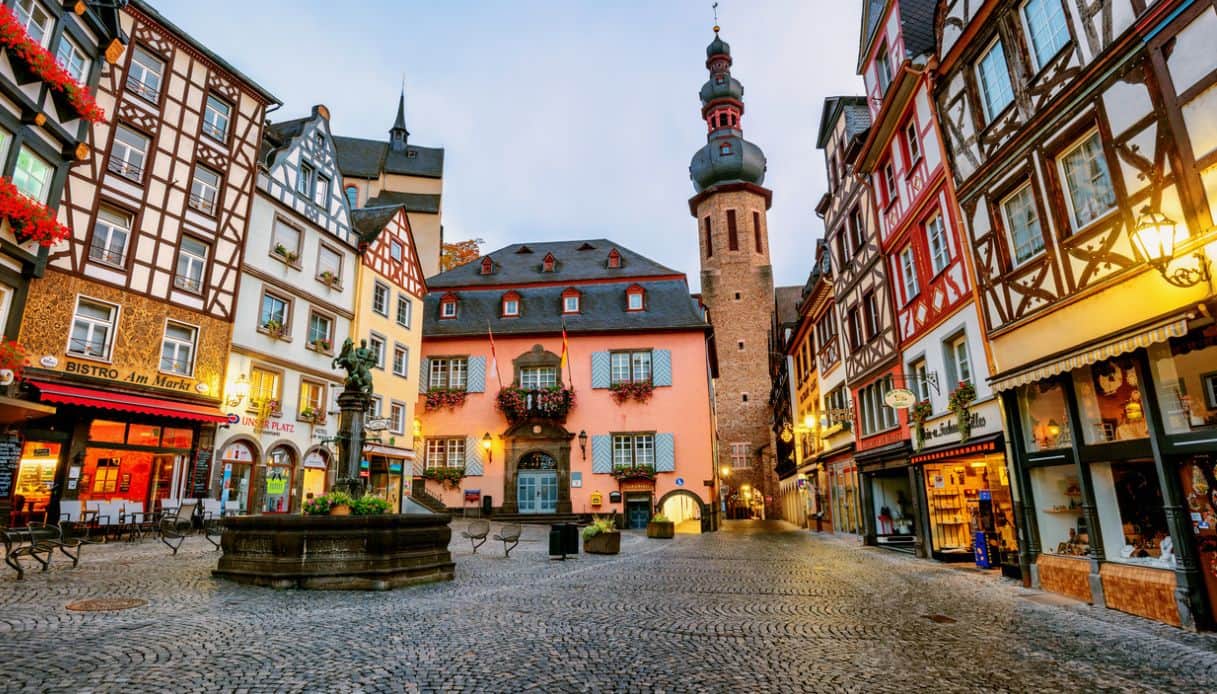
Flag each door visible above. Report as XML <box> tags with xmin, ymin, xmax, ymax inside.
<box><xmin>627</xmin><ymin>501</ymin><xmax>650</xmax><ymax>529</ymax></box>
<box><xmin>518</xmin><ymin>471</ymin><xmax>557</xmax><ymax>514</ymax></box>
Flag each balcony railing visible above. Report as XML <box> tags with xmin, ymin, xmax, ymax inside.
<box><xmin>88</xmin><ymin>244</ymin><xmax>126</xmax><ymax>267</ymax></box>
<box><xmin>188</xmin><ymin>193</ymin><xmax>216</xmax><ymax>214</ymax></box>
<box><xmin>125</xmin><ymin>77</ymin><xmax>160</xmax><ymax>103</ymax></box>
<box><xmin>496</xmin><ymin>386</ymin><xmax>575</xmax><ymax>423</ymax></box>
<box><xmin>106</xmin><ymin>158</ymin><xmax>143</xmax><ymax>182</ymax></box>
<box><xmin>201</xmin><ymin>121</ymin><xmax>227</xmax><ymax>141</ymax></box>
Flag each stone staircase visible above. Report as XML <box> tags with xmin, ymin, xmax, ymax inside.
<box><xmin>490</xmin><ymin>512</ymin><xmax>586</xmax><ymax>525</ymax></box>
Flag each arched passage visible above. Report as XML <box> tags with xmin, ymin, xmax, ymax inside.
<box><xmin>656</xmin><ymin>489</ymin><xmax>706</xmax><ymax>534</ymax></box>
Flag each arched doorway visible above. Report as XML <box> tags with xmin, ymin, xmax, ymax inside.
<box><xmin>657</xmin><ymin>489</ymin><xmax>705</xmax><ymax>534</ymax></box>
<box><xmin>516</xmin><ymin>451</ymin><xmax>557</xmax><ymax>514</ymax></box>
<box><xmin>301</xmin><ymin>448</ymin><xmax>330</xmax><ymax>506</ymax></box>
<box><xmin>219</xmin><ymin>440</ymin><xmax>258</xmax><ymax>515</ymax></box>
<box><xmin>264</xmin><ymin>444</ymin><xmax>297</xmax><ymax>513</ymax></box>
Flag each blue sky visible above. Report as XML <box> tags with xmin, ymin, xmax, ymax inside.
<box><xmin>155</xmin><ymin>0</ymin><xmax>864</xmax><ymax>289</ymax></box>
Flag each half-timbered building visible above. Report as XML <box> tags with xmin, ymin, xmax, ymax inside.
<box><xmin>15</xmin><ymin>0</ymin><xmax>277</xmax><ymax>525</ymax></box>
<box><xmin>935</xmin><ymin>0</ymin><xmax>1217</xmax><ymax>628</ymax></box>
<box><xmin>350</xmin><ymin>202</ymin><xmax>426</xmax><ymax>510</ymax></box>
<box><xmin>214</xmin><ymin>105</ymin><xmax>358</xmax><ymax>515</ymax></box>
<box><xmin>334</xmin><ymin>93</ymin><xmax>445</xmax><ymax>279</ymax></box>
<box><xmin>817</xmin><ymin>89</ymin><xmax>912</xmax><ymax>551</ymax></box>
<box><xmin>0</xmin><ymin>0</ymin><xmax>122</xmax><ymax>524</ymax></box>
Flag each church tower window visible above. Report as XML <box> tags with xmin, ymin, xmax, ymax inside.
<box><xmin>720</xmin><ymin>142</ymin><xmax>733</xmax><ymax>156</ymax></box>
<box><xmin>727</xmin><ymin>210</ymin><xmax>739</xmax><ymax>251</ymax></box>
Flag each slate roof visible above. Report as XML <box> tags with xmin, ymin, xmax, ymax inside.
<box><xmin>816</xmin><ymin>96</ymin><xmax>871</xmax><ymax>149</ymax></box>
<box><xmin>427</xmin><ymin>239</ymin><xmax>681</xmax><ymax>288</ymax></box>
<box><xmin>366</xmin><ymin>190</ymin><xmax>441</xmax><ymax>214</ymax></box>
<box><xmin>128</xmin><ymin>0</ymin><xmax>279</xmax><ymax>105</ymax></box>
<box><xmin>774</xmin><ymin>285</ymin><xmax>804</xmax><ymax>327</ymax></box>
<box><xmin>350</xmin><ymin>204</ymin><xmax>405</xmax><ymax>246</ymax></box>
<box><xmin>260</xmin><ymin>116</ymin><xmax>310</xmax><ymax>165</ymax></box>
<box><xmin>424</xmin><ymin>280</ymin><xmax>708</xmax><ymax>337</ymax></box>
<box><xmin>332</xmin><ymin>136</ymin><xmax>444</xmax><ymax>179</ymax></box>
<box><xmin>899</xmin><ymin>0</ymin><xmax>939</xmax><ymax>59</ymax></box>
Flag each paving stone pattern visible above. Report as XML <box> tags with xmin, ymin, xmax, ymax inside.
<box><xmin>2</xmin><ymin>520</ymin><xmax>1216</xmax><ymax>693</ymax></box>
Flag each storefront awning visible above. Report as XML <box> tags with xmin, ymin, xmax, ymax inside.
<box><xmin>0</xmin><ymin>394</ymin><xmax>57</xmax><ymax>423</ymax></box>
<box><xmin>363</xmin><ymin>444</ymin><xmax>416</xmax><ymax>461</ymax></box>
<box><xmin>910</xmin><ymin>433</ymin><xmax>1003</xmax><ymax>465</ymax></box>
<box><xmin>28</xmin><ymin>380</ymin><xmax>228</xmax><ymax>423</ymax></box>
<box><xmin>988</xmin><ymin>313</ymin><xmax>1193</xmax><ymax>393</ymax></box>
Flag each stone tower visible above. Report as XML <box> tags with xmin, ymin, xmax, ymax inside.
<box><xmin>689</xmin><ymin>30</ymin><xmax>778</xmax><ymax>519</ymax></box>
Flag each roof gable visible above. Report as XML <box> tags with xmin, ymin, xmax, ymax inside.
<box><xmin>426</xmin><ymin>239</ymin><xmax>682</xmax><ymax>289</ymax></box>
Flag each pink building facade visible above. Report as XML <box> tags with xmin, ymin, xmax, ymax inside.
<box><xmin>416</xmin><ymin>240</ymin><xmax>717</xmax><ymax>531</ymax></box>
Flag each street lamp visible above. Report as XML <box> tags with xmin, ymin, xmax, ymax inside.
<box><xmin>481</xmin><ymin>432</ymin><xmax>493</xmax><ymax>463</ymax></box>
<box><xmin>578</xmin><ymin>430</ymin><xmax>588</xmax><ymax>459</ymax></box>
<box><xmin>720</xmin><ymin>465</ymin><xmax>731</xmax><ymax>478</ymax></box>
<box><xmin>1131</xmin><ymin>206</ymin><xmax>1212</xmax><ymax>289</ymax></box>
<box><xmin>226</xmin><ymin>373</ymin><xmax>249</xmax><ymax>408</ymax></box>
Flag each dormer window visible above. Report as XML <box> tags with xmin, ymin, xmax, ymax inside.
<box><xmin>607</xmin><ymin>249</ymin><xmax>622</xmax><ymax>269</ymax></box>
<box><xmin>626</xmin><ymin>284</ymin><xmax>645</xmax><ymax>312</ymax></box>
<box><xmin>542</xmin><ymin>252</ymin><xmax>556</xmax><ymax>272</ymax></box>
<box><xmin>480</xmin><ymin>257</ymin><xmax>494</xmax><ymax>275</ymax></box>
<box><xmin>562</xmin><ymin>288</ymin><xmax>581</xmax><ymax>314</ymax></box>
<box><xmin>720</xmin><ymin>142</ymin><xmax>733</xmax><ymax>156</ymax></box>
<box><xmin>501</xmin><ymin>291</ymin><xmax>521</xmax><ymax>317</ymax></box>
<box><xmin>439</xmin><ymin>293</ymin><xmax>459</xmax><ymax>319</ymax></box>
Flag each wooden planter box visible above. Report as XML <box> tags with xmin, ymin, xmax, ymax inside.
<box><xmin>647</xmin><ymin>521</ymin><xmax>675</xmax><ymax>539</ymax></box>
<box><xmin>583</xmin><ymin>531</ymin><xmax>620</xmax><ymax>555</ymax></box>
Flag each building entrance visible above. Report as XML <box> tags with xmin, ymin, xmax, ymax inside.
<box><xmin>516</xmin><ymin>452</ymin><xmax>558</xmax><ymax>514</ymax></box>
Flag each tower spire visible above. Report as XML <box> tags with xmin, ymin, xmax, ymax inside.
<box><xmin>688</xmin><ymin>27</ymin><xmax>767</xmax><ymax>193</ymax></box>
<box><xmin>389</xmin><ymin>82</ymin><xmax>409</xmax><ymax>152</ymax></box>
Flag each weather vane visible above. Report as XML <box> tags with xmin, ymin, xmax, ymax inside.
<box><xmin>713</xmin><ymin>2</ymin><xmax>720</xmax><ymax>33</ymax></box>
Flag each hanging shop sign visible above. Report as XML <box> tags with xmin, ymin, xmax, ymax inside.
<box><xmin>884</xmin><ymin>388</ymin><xmax>918</xmax><ymax>409</ymax></box>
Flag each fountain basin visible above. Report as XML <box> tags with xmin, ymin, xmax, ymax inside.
<box><xmin>212</xmin><ymin>513</ymin><xmax>455</xmax><ymax>590</ymax></box>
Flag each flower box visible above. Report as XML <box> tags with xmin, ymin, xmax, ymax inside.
<box><xmin>647</xmin><ymin>521</ymin><xmax>675</xmax><ymax>539</ymax></box>
<box><xmin>0</xmin><ymin>177</ymin><xmax>70</xmax><ymax>247</ymax></box>
<box><xmin>424</xmin><ymin>388</ymin><xmax>467</xmax><ymax>412</ymax></box>
<box><xmin>583</xmin><ymin>531</ymin><xmax>620</xmax><ymax>555</ymax></box>
<box><xmin>612</xmin><ymin>465</ymin><xmax>655</xmax><ymax>481</ymax></box>
<box><xmin>422</xmin><ymin>467</ymin><xmax>464</xmax><ymax>489</ymax></box>
<box><xmin>495</xmin><ymin>385</ymin><xmax>576</xmax><ymax>423</ymax></box>
<box><xmin>610</xmin><ymin>381</ymin><xmax>653</xmax><ymax>404</ymax></box>
<box><xmin>0</xmin><ymin>6</ymin><xmax>105</xmax><ymax>123</ymax></box>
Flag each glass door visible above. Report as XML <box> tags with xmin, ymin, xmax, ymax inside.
<box><xmin>518</xmin><ymin>473</ymin><xmax>538</xmax><ymax>513</ymax></box>
<box><xmin>538</xmin><ymin>473</ymin><xmax>557</xmax><ymax>513</ymax></box>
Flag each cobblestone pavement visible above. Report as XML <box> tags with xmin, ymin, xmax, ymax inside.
<box><xmin>2</xmin><ymin>520</ymin><xmax>1216</xmax><ymax>693</ymax></box>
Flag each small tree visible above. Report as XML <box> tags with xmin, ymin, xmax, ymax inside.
<box><xmin>440</xmin><ymin>238</ymin><xmax>485</xmax><ymax>271</ymax></box>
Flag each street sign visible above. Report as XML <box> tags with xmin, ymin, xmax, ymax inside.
<box><xmin>675</xmin><ymin>477</ymin><xmax>685</xmax><ymax>486</ymax></box>
<box><xmin>364</xmin><ymin>417</ymin><xmax>390</xmax><ymax>432</ymax></box>
<box><xmin>884</xmin><ymin>388</ymin><xmax>918</xmax><ymax>409</ymax></box>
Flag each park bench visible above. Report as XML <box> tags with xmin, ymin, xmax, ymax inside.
<box><xmin>2</xmin><ymin>522</ymin><xmax>82</xmax><ymax>579</ymax></box>
<box><xmin>159</xmin><ymin>501</ymin><xmax>199</xmax><ymax>555</ymax></box>
<box><xmin>461</xmin><ymin>519</ymin><xmax>490</xmax><ymax>553</ymax></box>
<box><xmin>493</xmin><ymin>523</ymin><xmax>522</xmax><ymax>558</ymax></box>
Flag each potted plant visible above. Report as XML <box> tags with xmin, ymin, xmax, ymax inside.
<box><xmin>610</xmin><ymin>381</ymin><xmax>653</xmax><ymax>404</ymax></box>
<box><xmin>273</xmin><ymin>243</ymin><xmax>299</xmax><ymax>264</ymax></box>
<box><xmin>948</xmin><ymin>381</ymin><xmax>977</xmax><ymax>442</ymax></box>
<box><xmin>910</xmin><ymin>400</ymin><xmax>933</xmax><ymax>451</ymax></box>
<box><xmin>350</xmin><ymin>494</ymin><xmax>392</xmax><ymax>515</ymax></box>
<box><xmin>303</xmin><ymin>491</ymin><xmax>354</xmax><ymax>516</ymax></box>
<box><xmin>421</xmin><ymin>466</ymin><xmax>465</xmax><ymax>489</ymax></box>
<box><xmin>262</xmin><ymin>319</ymin><xmax>286</xmax><ymax>339</ymax></box>
<box><xmin>582</xmin><ymin>515</ymin><xmax>620</xmax><ymax>554</ymax></box>
<box><xmin>310</xmin><ymin>338</ymin><xmax>331</xmax><ymax>352</ymax></box>
<box><xmin>0</xmin><ymin>338</ymin><xmax>27</xmax><ymax>386</ymax></box>
<box><xmin>647</xmin><ymin>512</ymin><xmax>675</xmax><ymax>539</ymax></box>
<box><xmin>319</xmin><ymin>270</ymin><xmax>339</xmax><ymax>288</ymax></box>
<box><xmin>299</xmin><ymin>407</ymin><xmax>324</xmax><ymax>424</ymax></box>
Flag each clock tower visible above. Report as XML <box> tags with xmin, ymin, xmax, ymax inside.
<box><xmin>688</xmin><ymin>29</ymin><xmax>778</xmax><ymax>518</ymax></box>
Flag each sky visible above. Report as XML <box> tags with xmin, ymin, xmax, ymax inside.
<box><xmin>154</xmin><ymin>0</ymin><xmax>865</xmax><ymax>290</ymax></box>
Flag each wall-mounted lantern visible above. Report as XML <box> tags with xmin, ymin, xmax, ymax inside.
<box><xmin>226</xmin><ymin>374</ymin><xmax>249</xmax><ymax>408</ymax></box>
<box><xmin>578</xmin><ymin>430</ymin><xmax>588</xmax><ymax>459</ymax></box>
<box><xmin>1132</xmin><ymin>206</ymin><xmax>1211</xmax><ymax>289</ymax></box>
<box><xmin>481</xmin><ymin>432</ymin><xmax>493</xmax><ymax>464</ymax></box>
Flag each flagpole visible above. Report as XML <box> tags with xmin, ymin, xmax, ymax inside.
<box><xmin>562</xmin><ymin>318</ymin><xmax>574</xmax><ymax>388</ymax></box>
<box><xmin>487</xmin><ymin>320</ymin><xmax>503</xmax><ymax>387</ymax></box>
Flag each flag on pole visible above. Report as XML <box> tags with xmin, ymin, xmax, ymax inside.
<box><xmin>487</xmin><ymin>321</ymin><xmax>503</xmax><ymax>386</ymax></box>
<box><xmin>560</xmin><ymin>319</ymin><xmax>573</xmax><ymax>386</ymax></box>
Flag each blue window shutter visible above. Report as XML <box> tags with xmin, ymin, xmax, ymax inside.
<box><xmin>466</xmin><ymin>356</ymin><xmax>486</xmax><ymax>393</ymax></box>
<box><xmin>591</xmin><ymin>352</ymin><xmax>611</xmax><ymax>389</ymax></box>
<box><xmin>419</xmin><ymin>357</ymin><xmax>430</xmax><ymax>391</ymax></box>
<box><xmin>464</xmin><ymin>435</ymin><xmax>484</xmax><ymax>476</ymax></box>
<box><xmin>655</xmin><ymin>433</ymin><xmax>675</xmax><ymax>472</ymax></box>
<box><xmin>652</xmin><ymin>349</ymin><xmax>672</xmax><ymax>386</ymax></box>
<box><xmin>591</xmin><ymin>435</ymin><xmax>612</xmax><ymax>473</ymax></box>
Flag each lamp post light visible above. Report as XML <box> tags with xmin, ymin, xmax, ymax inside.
<box><xmin>1131</xmin><ymin>206</ymin><xmax>1212</xmax><ymax>289</ymax></box>
<box><xmin>226</xmin><ymin>373</ymin><xmax>249</xmax><ymax>408</ymax></box>
<box><xmin>578</xmin><ymin>430</ymin><xmax>588</xmax><ymax>460</ymax></box>
<box><xmin>482</xmin><ymin>432</ymin><xmax>493</xmax><ymax>464</ymax></box>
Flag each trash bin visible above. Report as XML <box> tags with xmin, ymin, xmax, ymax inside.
<box><xmin>481</xmin><ymin>495</ymin><xmax>493</xmax><ymax>517</ymax></box>
<box><xmin>562</xmin><ymin>523</ymin><xmax>579</xmax><ymax>555</ymax></box>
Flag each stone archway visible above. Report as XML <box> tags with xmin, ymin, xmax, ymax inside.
<box><xmin>656</xmin><ymin>489</ymin><xmax>708</xmax><ymax>533</ymax></box>
<box><xmin>500</xmin><ymin>420</ymin><xmax>573</xmax><ymax>514</ymax></box>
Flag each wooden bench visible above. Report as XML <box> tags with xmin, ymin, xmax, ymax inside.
<box><xmin>493</xmin><ymin>523</ymin><xmax>522</xmax><ymax>558</ymax></box>
<box><xmin>461</xmin><ymin>519</ymin><xmax>490</xmax><ymax>553</ymax></box>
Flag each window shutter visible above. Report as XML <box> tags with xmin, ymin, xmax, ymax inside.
<box><xmin>412</xmin><ymin>457</ymin><xmax>425</xmax><ymax>476</ymax></box>
<box><xmin>652</xmin><ymin>349</ymin><xmax>672</xmax><ymax>386</ymax></box>
<box><xmin>591</xmin><ymin>435</ymin><xmax>612</xmax><ymax>473</ymax></box>
<box><xmin>655</xmin><ymin>433</ymin><xmax>675</xmax><ymax>472</ymax></box>
<box><xmin>419</xmin><ymin>357</ymin><xmax>430</xmax><ymax>391</ymax></box>
<box><xmin>466</xmin><ymin>356</ymin><xmax>486</xmax><ymax>393</ymax></box>
<box><xmin>464</xmin><ymin>435</ymin><xmax>484</xmax><ymax>476</ymax></box>
<box><xmin>591</xmin><ymin>352</ymin><xmax>611</xmax><ymax>389</ymax></box>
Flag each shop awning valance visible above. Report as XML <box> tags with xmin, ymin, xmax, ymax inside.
<box><xmin>988</xmin><ymin>314</ymin><xmax>1193</xmax><ymax>393</ymax></box>
<box><xmin>363</xmin><ymin>444</ymin><xmax>416</xmax><ymax>461</ymax></box>
<box><xmin>910</xmin><ymin>433</ymin><xmax>1003</xmax><ymax>465</ymax></box>
<box><xmin>28</xmin><ymin>380</ymin><xmax>228</xmax><ymax>423</ymax></box>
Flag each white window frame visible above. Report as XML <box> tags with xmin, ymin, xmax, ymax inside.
<box><xmin>875</xmin><ymin>40</ymin><xmax>892</xmax><ymax>94</ymax></box>
<box><xmin>127</xmin><ymin>46</ymin><xmax>163</xmax><ymax>101</ymax></box>
<box><xmin>426</xmin><ymin>438</ymin><xmax>465</xmax><ymax>469</ymax></box>
<box><xmin>159</xmin><ymin>320</ymin><xmax>198</xmax><ymax>376</ymax></box>
<box><xmin>976</xmin><ymin>38</ymin><xmax>1015</xmax><ymax>122</ymax></box>
<box><xmin>429</xmin><ymin>357</ymin><xmax>467</xmax><ymax>390</ymax></box>
<box><xmin>1021</xmin><ymin>0</ymin><xmax>1070</xmax><ymax>70</ymax></box>
<box><xmin>610</xmin><ymin>350</ymin><xmax>652</xmax><ymax>385</ymax></box>
<box><xmin>392</xmin><ymin>343</ymin><xmax>409</xmax><ymax>378</ymax></box>
<box><xmin>202</xmin><ymin>95</ymin><xmax>231</xmax><ymax>141</ymax></box>
<box><xmin>174</xmin><ymin>236</ymin><xmax>208</xmax><ymax>293</ymax></box>
<box><xmin>563</xmin><ymin>295</ymin><xmax>580</xmax><ymax>313</ymax></box>
<box><xmin>389</xmin><ymin>402</ymin><xmax>406</xmax><ymax>435</ymax></box>
<box><xmin>390</xmin><ymin>239</ymin><xmax>403</xmax><ymax>263</ymax></box>
<box><xmin>899</xmin><ymin>246</ymin><xmax>919</xmax><ymax>304</ymax></box>
<box><xmin>89</xmin><ymin>206</ymin><xmax>132</xmax><ymax>268</ymax></box>
<box><xmin>1000</xmin><ymin>182</ymin><xmax>1046</xmax><ymax>265</ymax></box>
<box><xmin>109</xmin><ymin>125</ymin><xmax>148</xmax><ymax>181</ymax></box>
<box><xmin>271</xmin><ymin>218</ymin><xmax>301</xmax><ymax>258</ymax></box>
<box><xmin>502</xmin><ymin>297</ymin><xmax>520</xmax><ymax>317</ymax></box>
<box><xmin>369</xmin><ymin>395</ymin><xmax>382</xmax><ymax>418</ymax></box>
<box><xmin>317</xmin><ymin>244</ymin><xmax>343</xmax><ymax>284</ymax></box>
<box><xmin>948</xmin><ymin>334</ymin><xmax>973</xmax><ymax>387</ymax></box>
<box><xmin>905</xmin><ymin>120</ymin><xmax>920</xmax><ymax>163</ymax></box>
<box><xmin>1057</xmin><ymin>129</ymin><xmax>1117</xmax><ymax>232</ymax></box>
<box><xmin>372</xmin><ymin>282</ymin><xmax>389</xmax><ymax>316</ymax></box>
<box><xmin>190</xmin><ymin>165</ymin><xmax>221</xmax><ymax>213</ymax></box>
<box><xmin>55</xmin><ymin>34</ymin><xmax>89</xmax><ymax>82</ymax></box>
<box><xmin>297</xmin><ymin>162</ymin><xmax>314</xmax><ymax>196</ymax></box>
<box><xmin>13</xmin><ymin>147</ymin><xmax>52</xmax><ymax>202</ymax></box>
<box><xmin>520</xmin><ymin>366</ymin><xmax>558</xmax><ymax>389</ymax></box>
<box><xmin>926</xmin><ymin>214</ymin><xmax>951</xmax><ymax>275</ymax></box>
<box><xmin>314</xmin><ymin>174</ymin><xmax>330</xmax><ymax>207</ymax></box>
<box><xmin>396</xmin><ymin>294</ymin><xmax>412</xmax><ymax>328</ymax></box>
<box><xmin>307</xmin><ymin>312</ymin><xmax>332</xmax><ymax>346</ymax></box>
<box><xmin>260</xmin><ymin>292</ymin><xmax>289</xmax><ymax>329</ymax></box>
<box><xmin>369</xmin><ymin>333</ymin><xmax>386</xmax><ymax>369</ymax></box>
<box><xmin>68</xmin><ymin>297</ymin><xmax>119</xmax><ymax>360</ymax></box>
<box><xmin>15</xmin><ymin>0</ymin><xmax>53</xmax><ymax>48</ymax></box>
<box><xmin>909</xmin><ymin>359</ymin><xmax>930</xmax><ymax>403</ymax></box>
<box><xmin>440</xmin><ymin>300</ymin><xmax>457</xmax><ymax>318</ymax></box>
<box><xmin>627</xmin><ymin>291</ymin><xmax>644</xmax><ymax>311</ymax></box>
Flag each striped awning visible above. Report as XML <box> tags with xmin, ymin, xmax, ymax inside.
<box><xmin>989</xmin><ymin>314</ymin><xmax>1193</xmax><ymax>393</ymax></box>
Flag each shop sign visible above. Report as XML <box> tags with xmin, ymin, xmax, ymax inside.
<box><xmin>236</xmin><ymin>415</ymin><xmax>296</xmax><ymax>434</ymax></box>
<box><xmin>303</xmin><ymin>452</ymin><xmax>327</xmax><ymax>469</ymax></box>
<box><xmin>226</xmin><ymin>413</ymin><xmax>240</xmax><ymax>425</ymax></box>
<box><xmin>923</xmin><ymin>412</ymin><xmax>987</xmax><ymax>442</ymax></box>
<box><xmin>63</xmin><ymin>359</ymin><xmax>198</xmax><ymax>393</ymax></box>
<box><xmin>884</xmin><ymin>388</ymin><xmax>918</xmax><ymax>409</ymax></box>
<box><xmin>222</xmin><ymin>442</ymin><xmax>254</xmax><ymax>463</ymax></box>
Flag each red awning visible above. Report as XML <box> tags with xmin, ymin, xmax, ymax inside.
<box><xmin>28</xmin><ymin>380</ymin><xmax>229</xmax><ymax>424</ymax></box>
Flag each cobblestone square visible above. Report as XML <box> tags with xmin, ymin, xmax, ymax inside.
<box><xmin>2</xmin><ymin>521</ymin><xmax>1216</xmax><ymax>693</ymax></box>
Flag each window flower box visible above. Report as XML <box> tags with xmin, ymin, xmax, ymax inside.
<box><xmin>261</xmin><ymin>320</ymin><xmax>287</xmax><ymax>340</ymax></box>
<box><xmin>495</xmin><ymin>385</ymin><xmax>576</xmax><ymax>423</ymax></box>
<box><xmin>319</xmin><ymin>270</ymin><xmax>340</xmax><ymax>288</ymax></box>
<box><xmin>424</xmin><ymin>387</ymin><xmax>467</xmax><ymax>412</ymax></box>
<box><xmin>611</xmin><ymin>465</ymin><xmax>655</xmax><ymax>481</ymax></box>
<box><xmin>309</xmin><ymin>338</ymin><xmax>332</xmax><ymax>353</ymax></box>
<box><xmin>0</xmin><ymin>177</ymin><xmax>70</xmax><ymax>247</ymax></box>
<box><xmin>273</xmin><ymin>243</ymin><xmax>299</xmax><ymax>264</ymax></box>
<box><xmin>422</xmin><ymin>466</ymin><xmax>465</xmax><ymax>489</ymax></box>
<box><xmin>299</xmin><ymin>407</ymin><xmax>325</xmax><ymax>425</ymax></box>
<box><xmin>0</xmin><ymin>6</ymin><xmax>106</xmax><ymax>123</ymax></box>
<box><xmin>610</xmin><ymin>381</ymin><xmax>653</xmax><ymax>404</ymax></box>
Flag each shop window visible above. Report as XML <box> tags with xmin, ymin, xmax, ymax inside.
<box><xmin>1148</xmin><ymin>334</ymin><xmax>1217</xmax><ymax>435</ymax></box>
<box><xmin>610</xmin><ymin>350</ymin><xmax>651</xmax><ymax>385</ymax></box>
<box><xmin>127</xmin><ymin>424</ymin><xmax>161</xmax><ymax>447</ymax></box>
<box><xmin>264</xmin><ymin>446</ymin><xmax>294</xmax><ymax>513</ymax></box>
<box><xmin>1090</xmin><ymin>459</ymin><xmax>1172</xmax><ymax>568</ymax></box>
<box><xmin>923</xmin><ymin>457</ymin><xmax>1017</xmax><ymax>559</ymax></box>
<box><xmin>1029</xmin><ymin>464</ymin><xmax>1088</xmax><ymax>557</ymax></box>
<box><xmin>871</xmin><ymin>472</ymin><xmax>915</xmax><ymax>540</ymax></box>
<box><xmin>12</xmin><ymin>442</ymin><xmax>59</xmax><ymax>518</ymax></box>
<box><xmin>161</xmin><ymin>428</ymin><xmax>194</xmax><ymax>449</ymax></box>
<box><xmin>1018</xmin><ymin>381</ymin><xmax>1071</xmax><ymax>451</ymax></box>
<box><xmin>1072</xmin><ymin>356</ymin><xmax>1149</xmax><ymax>444</ymax></box>
<box><xmin>88</xmin><ymin>420</ymin><xmax>126</xmax><ymax>444</ymax></box>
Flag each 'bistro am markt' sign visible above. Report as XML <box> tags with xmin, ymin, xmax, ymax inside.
<box><xmin>63</xmin><ymin>358</ymin><xmax>207</xmax><ymax>394</ymax></box>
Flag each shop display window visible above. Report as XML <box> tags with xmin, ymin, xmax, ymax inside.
<box><xmin>871</xmin><ymin>474</ymin><xmax>915</xmax><ymax>538</ymax></box>
<box><xmin>161</xmin><ymin>427</ymin><xmax>194</xmax><ymax>449</ymax></box>
<box><xmin>1090</xmin><ymin>459</ymin><xmax>1173</xmax><ymax>568</ymax></box>
<box><xmin>1148</xmin><ymin>331</ymin><xmax>1217</xmax><ymax>435</ymax></box>
<box><xmin>127</xmin><ymin>424</ymin><xmax>161</xmax><ymax>447</ymax></box>
<box><xmin>1018</xmin><ymin>381</ymin><xmax>1071</xmax><ymax>452</ymax></box>
<box><xmin>1030</xmin><ymin>464</ymin><xmax>1088</xmax><ymax>557</ymax></box>
<box><xmin>1072</xmin><ymin>356</ymin><xmax>1149</xmax><ymax>445</ymax></box>
<box><xmin>923</xmin><ymin>457</ymin><xmax>1017</xmax><ymax>556</ymax></box>
<box><xmin>88</xmin><ymin>419</ymin><xmax>126</xmax><ymax>444</ymax></box>
<box><xmin>12</xmin><ymin>442</ymin><xmax>61</xmax><ymax>522</ymax></box>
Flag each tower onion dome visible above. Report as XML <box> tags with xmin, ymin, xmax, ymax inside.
<box><xmin>690</xmin><ymin>31</ymin><xmax>767</xmax><ymax>193</ymax></box>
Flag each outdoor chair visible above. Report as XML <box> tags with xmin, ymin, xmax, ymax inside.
<box><xmin>461</xmin><ymin>519</ymin><xmax>490</xmax><ymax>553</ymax></box>
<box><xmin>159</xmin><ymin>501</ymin><xmax>199</xmax><ymax>555</ymax></box>
<box><xmin>493</xmin><ymin>523</ymin><xmax>522</xmax><ymax>558</ymax></box>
